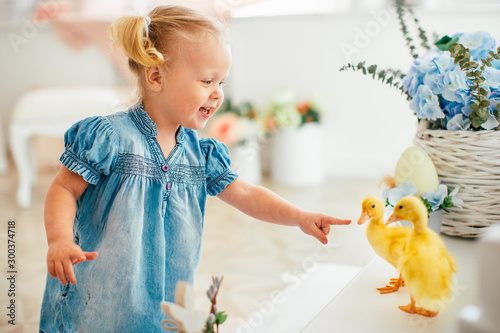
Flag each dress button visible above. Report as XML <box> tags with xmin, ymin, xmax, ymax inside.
<box><xmin>162</xmin><ymin>164</ymin><xmax>169</xmax><ymax>172</ymax></box>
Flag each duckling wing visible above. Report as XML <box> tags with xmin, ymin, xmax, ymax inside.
<box><xmin>383</xmin><ymin>227</ymin><xmax>410</xmax><ymax>268</ymax></box>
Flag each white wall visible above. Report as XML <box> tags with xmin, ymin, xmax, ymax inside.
<box><xmin>1</xmin><ymin>5</ymin><xmax>499</xmax><ymax>179</ymax></box>
<box><xmin>0</xmin><ymin>23</ymin><xmax>117</xmax><ymax>128</ymax></box>
<box><xmin>227</xmin><ymin>8</ymin><xmax>500</xmax><ymax>178</ymax></box>
<box><xmin>0</xmin><ymin>23</ymin><xmax>118</xmax><ymax>171</ymax></box>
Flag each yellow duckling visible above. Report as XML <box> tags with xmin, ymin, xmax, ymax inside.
<box><xmin>387</xmin><ymin>196</ymin><xmax>457</xmax><ymax>317</ymax></box>
<box><xmin>358</xmin><ymin>196</ymin><xmax>410</xmax><ymax>294</ymax></box>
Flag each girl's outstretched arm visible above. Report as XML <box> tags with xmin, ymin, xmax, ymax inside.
<box><xmin>217</xmin><ymin>178</ymin><xmax>351</xmax><ymax>244</ymax></box>
<box><xmin>44</xmin><ymin>166</ymin><xmax>98</xmax><ymax>285</ymax></box>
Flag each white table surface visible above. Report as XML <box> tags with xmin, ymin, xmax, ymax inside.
<box><xmin>301</xmin><ymin>235</ymin><xmax>480</xmax><ymax>333</ymax></box>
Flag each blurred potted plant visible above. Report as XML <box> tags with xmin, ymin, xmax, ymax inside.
<box><xmin>340</xmin><ymin>0</ymin><xmax>500</xmax><ymax>237</ymax></box>
<box><xmin>263</xmin><ymin>89</ymin><xmax>324</xmax><ymax>187</ymax></box>
<box><xmin>205</xmin><ymin>100</ymin><xmax>263</xmax><ymax>183</ymax></box>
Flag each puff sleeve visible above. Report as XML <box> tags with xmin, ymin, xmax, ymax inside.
<box><xmin>201</xmin><ymin>138</ymin><xmax>238</xmax><ymax>196</ymax></box>
<box><xmin>59</xmin><ymin>116</ymin><xmax>119</xmax><ymax>185</ymax></box>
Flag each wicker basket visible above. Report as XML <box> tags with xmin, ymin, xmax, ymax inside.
<box><xmin>415</xmin><ymin>124</ymin><xmax>500</xmax><ymax>238</ymax></box>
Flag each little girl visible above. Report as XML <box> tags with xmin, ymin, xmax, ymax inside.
<box><xmin>39</xmin><ymin>5</ymin><xmax>350</xmax><ymax>332</ymax></box>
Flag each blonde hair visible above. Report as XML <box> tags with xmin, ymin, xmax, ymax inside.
<box><xmin>108</xmin><ymin>6</ymin><xmax>228</xmax><ymax>77</ymax></box>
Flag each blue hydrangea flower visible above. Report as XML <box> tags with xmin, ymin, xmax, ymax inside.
<box><xmin>401</xmin><ymin>31</ymin><xmax>498</xmax><ymax>129</ymax></box>
<box><xmin>447</xmin><ymin>114</ymin><xmax>471</xmax><ymax>130</ymax></box>
<box><xmin>423</xmin><ymin>72</ymin><xmax>445</xmax><ymax>96</ymax></box>
<box><xmin>455</xmin><ymin>31</ymin><xmax>497</xmax><ymax>61</ymax></box>
<box><xmin>492</xmin><ymin>58</ymin><xmax>500</xmax><ymax>70</ymax></box>
<box><xmin>382</xmin><ymin>182</ymin><xmax>417</xmax><ymax>215</ymax></box>
<box><xmin>410</xmin><ymin>85</ymin><xmax>445</xmax><ymax>120</ymax></box>
<box><xmin>384</xmin><ymin>182</ymin><xmax>417</xmax><ymax>206</ymax></box>
<box><xmin>481</xmin><ymin>115</ymin><xmax>499</xmax><ymax>130</ymax></box>
<box><xmin>443</xmin><ymin>100</ymin><xmax>466</xmax><ymax>118</ymax></box>
<box><xmin>422</xmin><ymin>184</ymin><xmax>447</xmax><ymax>211</ymax></box>
<box><xmin>383</xmin><ymin>183</ymin><xmax>462</xmax><ymax>214</ymax></box>
<box><xmin>489</xmin><ymin>88</ymin><xmax>500</xmax><ymax>110</ymax></box>
<box><xmin>483</xmin><ymin>67</ymin><xmax>500</xmax><ymax>90</ymax></box>
<box><xmin>402</xmin><ymin>71</ymin><xmax>422</xmax><ymax>97</ymax></box>
<box><xmin>440</xmin><ymin>67</ymin><xmax>468</xmax><ymax>102</ymax></box>
<box><xmin>403</xmin><ymin>50</ymin><xmax>442</xmax><ymax>97</ymax></box>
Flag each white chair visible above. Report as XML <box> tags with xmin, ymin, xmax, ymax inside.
<box><xmin>10</xmin><ymin>86</ymin><xmax>123</xmax><ymax>208</ymax></box>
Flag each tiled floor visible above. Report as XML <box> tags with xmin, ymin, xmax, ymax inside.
<box><xmin>0</xmin><ymin>157</ymin><xmax>380</xmax><ymax>332</ymax></box>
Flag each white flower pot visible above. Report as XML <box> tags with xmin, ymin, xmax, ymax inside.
<box><xmin>230</xmin><ymin>139</ymin><xmax>262</xmax><ymax>184</ymax></box>
<box><xmin>269</xmin><ymin>123</ymin><xmax>324</xmax><ymax>187</ymax></box>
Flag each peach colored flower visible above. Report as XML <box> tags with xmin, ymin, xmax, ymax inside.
<box><xmin>206</xmin><ymin>113</ymin><xmax>241</xmax><ymax>147</ymax></box>
<box><xmin>265</xmin><ymin>115</ymin><xmax>279</xmax><ymax>132</ymax></box>
<box><xmin>296</xmin><ymin>101</ymin><xmax>310</xmax><ymax>115</ymax></box>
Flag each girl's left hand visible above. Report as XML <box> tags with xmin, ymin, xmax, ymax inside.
<box><xmin>297</xmin><ymin>212</ymin><xmax>351</xmax><ymax>244</ymax></box>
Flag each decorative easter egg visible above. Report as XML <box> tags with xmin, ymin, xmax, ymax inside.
<box><xmin>394</xmin><ymin>146</ymin><xmax>438</xmax><ymax>196</ymax></box>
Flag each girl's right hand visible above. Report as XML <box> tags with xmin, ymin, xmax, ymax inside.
<box><xmin>47</xmin><ymin>240</ymin><xmax>98</xmax><ymax>285</ymax></box>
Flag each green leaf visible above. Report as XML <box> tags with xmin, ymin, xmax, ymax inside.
<box><xmin>449</xmin><ymin>43</ymin><xmax>462</xmax><ymax>54</ymax></box>
<box><xmin>368</xmin><ymin>65</ymin><xmax>377</xmax><ymax>74</ymax></box>
<box><xmin>479</xmin><ymin>99</ymin><xmax>490</xmax><ymax>108</ymax></box>
<box><xmin>479</xmin><ymin>87</ymin><xmax>489</xmax><ymax>96</ymax></box>
<box><xmin>420</xmin><ymin>197</ymin><xmax>433</xmax><ymax>215</ymax></box>
<box><xmin>442</xmin><ymin>196</ymin><xmax>454</xmax><ymax>208</ymax></box>
<box><xmin>435</xmin><ymin>35</ymin><xmax>459</xmax><ymax>51</ymax></box>
<box><xmin>471</xmin><ymin>117</ymin><xmax>485</xmax><ymax>128</ymax></box>
<box><xmin>215</xmin><ymin>312</ymin><xmax>228</xmax><ymax>325</ymax></box>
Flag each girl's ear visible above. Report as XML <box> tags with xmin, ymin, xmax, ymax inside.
<box><xmin>144</xmin><ymin>66</ymin><xmax>164</xmax><ymax>92</ymax></box>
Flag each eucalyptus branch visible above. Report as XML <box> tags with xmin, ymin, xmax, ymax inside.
<box><xmin>395</xmin><ymin>0</ymin><xmax>418</xmax><ymax>59</ymax></box>
<box><xmin>395</xmin><ymin>0</ymin><xmax>431</xmax><ymax>58</ymax></box>
<box><xmin>406</xmin><ymin>6</ymin><xmax>431</xmax><ymax>50</ymax></box>
<box><xmin>340</xmin><ymin>62</ymin><xmax>408</xmax><ymax>98</ymax></box>
<box><xmin>449</xmin><ymin>44</ymin><xmax>500</xmax><ymax>129</ymax></box>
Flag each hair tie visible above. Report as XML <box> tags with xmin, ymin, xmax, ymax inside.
<box><xmin>143</xmin><ymin>15</ymin><xmax>151</xmax><ymax>39</ymax></box>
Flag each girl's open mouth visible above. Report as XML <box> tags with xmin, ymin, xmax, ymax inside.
<box><xmin>199</xmin><ymin>107</ymin><xmax>212</xmax><ymax>117</ymax></box>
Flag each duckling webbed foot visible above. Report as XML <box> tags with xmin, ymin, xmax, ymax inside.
<box><xmin>399</xmin><ymin>296</ymin><xmax>438</xmax><ymax>317</ymax></box>
<box><xmin>377</xmin><ymin>274</ymin><xmax>404</xmax><ymax>294</ymax></box>
<box><xmin>389</xmin><ymin>277</ymin><xmax>405</xmax><ymax>287</ymax></box>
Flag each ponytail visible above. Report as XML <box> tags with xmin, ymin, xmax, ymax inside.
<box><xmin>108</xmin><ymin>15</ymin><xmax>164</xmax><ymax>72</ymax></box>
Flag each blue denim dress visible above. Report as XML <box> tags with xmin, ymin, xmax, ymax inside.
<box><xmin>39</xmin><ymin>103</ymin><xmax>238</xmax><ymax>332</ymax></box>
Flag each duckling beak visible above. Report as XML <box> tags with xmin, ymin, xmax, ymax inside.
<box><xmin>386</xmin><ymin>213</ymin><xmax>400</xmax><ymax>226</ymax></box>
<box><xmin>357</xmin><ymin>212</ymin><xmax>370</xmax><ymax>225</ymax></box>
